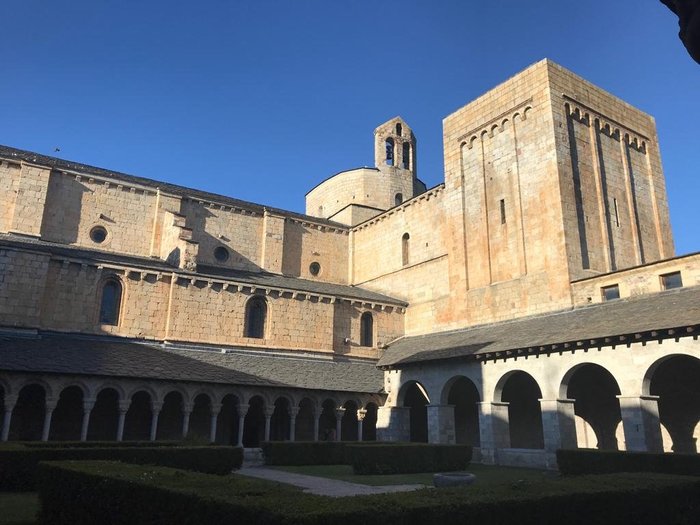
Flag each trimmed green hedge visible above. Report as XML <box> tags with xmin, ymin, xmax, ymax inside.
<box><xmin>20</xmin><ymin>440</ymin><xmax>185</xmax><ymax>449</ymax></box>
<box><xmin>261</xmin><ymin>441</ymin><xmax>349</xmax><ymax>465</ymax></box>
<box><xmin>349</xmin><ymin>443</ymin><xmax>472</xmax><ymax>474</ymax></box>
<box><xmin>38</xmin><ymin>460</ymin><xmax>700</xmax><ymax>525</ymax></box>
<box><xmin>557</xmin><ymin>449</ymin><xmax>700</xmax><ymax>476</ymax></box>
<box><xmin>0</xmin><ymin>445</ymin><xmax>242</xmax><ymax>491</ymax></box>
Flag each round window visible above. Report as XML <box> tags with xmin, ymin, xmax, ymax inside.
<box><xmin>309</xmin><ymin>262</ymin><xmax>321</xmax><ymax>276</ymax></box>
<box><xmin>90</xmin><ymin>226</ymin><xmax>108</xmax><ymax>244</ymax></box>
<box><xmin>214</xmin><ymin>246</ymin><xmax>230</xmax><ymax>262</ymax></box>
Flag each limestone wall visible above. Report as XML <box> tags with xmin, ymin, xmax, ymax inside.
<box><xmin>441</xmin><ymin>59</ymin><xmax>574</xmax><ymax>327</ymax></box>
<box><xmin>0</xmin><ymin>248</ymin><xmax>49</xmax><ymax>328</ymax></box>
<box><xmin>0</xmin><ymin>161</ymin><xmax>21</xmax><ymax>232</ymax></box>
<box><xmin>281</xmin><ymin>219</ymin><xmax>348</xmax><ymax>284</ymax></box>
<box><xmin>41</xmin><ymin>171</ymin><xmax>157</xmax><ymax>256</ymax></box>
<box><xmin>571</xmin><ymin>252</ymin><xmax>700</xmax><ymax>306</ymax></box>
<box><xmin>548</xmin><ymin>60</ymin><xmax>673</xmax><ymax>279</ymax></box>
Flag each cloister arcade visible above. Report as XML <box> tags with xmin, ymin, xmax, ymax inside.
<box><xmin>0</xmin><ymin>373</ymin><xmax>382</xmax><ymax>446</ymax></box>
<box><xmin>379</xmin><ymin>343</ymin><xmax>699</xmax><ymax>467</ymax></box>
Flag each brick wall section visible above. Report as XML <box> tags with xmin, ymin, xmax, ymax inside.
<box><xmin>282</xmin><ymin>219</ymin><xmax>349</xmax><ymax>284</ymax></box>
<box><xmin>41</xmin><ymin>171</ymin><xmax>157</xmax><ymax>255</ymax></box>
<box><xmin>0</xmin><ymin>162</ymin><xmax>21</xmax><ymax>232</ymax></box>
<box><xmin>547</xmin><ymin>60</ymin><xmax>674</xmax><ymax>280</ymax></box>
<box><xmin>571</xmin><ymin>252</ymin><xmax>700</xmax><ymax>306</ymax></box>
<box><xmin>0</xmin><ymin>248</ymin><xmax>49</xmax><ymax>327</ymax></box>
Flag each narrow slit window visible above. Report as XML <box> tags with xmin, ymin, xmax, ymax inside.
<box><xmin>385</xmin><ymin>138</ymin><xmax>394</xmax><ymax>166</ymax></box>
<box><xmin>500</xmin><ymin>199</ymin><xmax>506</xmax><ymax>224</ymax></box>
<box><xmin>396</xmin><ymin>123</ymin><xmax>402</xmax><ymax>136</ymax></box>
<box><xmin>360</xmin><ymin>312</ymin><xmax>373</xmax><ymax>347</ymax></box>
<box><xmin>613</xmin><ymin>198</ymin><xmax>620</xmax><ymax>227</ymax></box>
<box><xmin>245</xmin><ymin>296</ymin><xmax>267</xmax><ymax>339</ymax></box>
<box><xmin>99</xmin><ymin>279</ymin><xmax>122</xmax><ymax>325</ymax></box>
<box><xmin>402</xmin><ymin>142</ymin><xmax>410</xmax><ymax>169</ymax></box>
<box><xmin>402</xmin><ymin>233</ymin><xmax>410</xmax><ymax>266</ymax></box>
<box><xmin>395</xmin><ymin>193</ymin><xmax>403</xmax><ymax>206</ymax></box>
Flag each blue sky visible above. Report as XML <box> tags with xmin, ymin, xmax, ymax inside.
<box><xmin>2</xmin><ymin>1</ymin><xmax>698</xmax><ymax>255</ymax></box>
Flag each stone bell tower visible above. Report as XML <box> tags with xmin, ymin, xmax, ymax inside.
<box><xmin>374</xmin><ymin>117</ymin><xmax>417</xmax><ymax>179</ymax></box>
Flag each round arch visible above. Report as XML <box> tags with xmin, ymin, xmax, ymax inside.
<box><xmin>9</xmin><ymin>383</ymin><xmax>47</xmax><ymax>441</ymax></box>
<box><xmin>49</xmin><ymin>385</ymin><xmax>84</xmax><ymax>441</ymax></box>
<box><xmin>443</xmin><ymin>376</ymin><xmax>481</xmax><ymax>446</ymax></box>
<box><xmin>398</xmin><ymin>381</ymin><xmax>429</xmax><ymax>443</ymax></box>
<box><xmin>242</xmin><ymin>395</ymin><xmax>266</xmax><ymax>447</ymax></box>
<box><xmin>497</xmin><ymin>371</ymin><xmax>544</xmax><ymax>449</ymax></box>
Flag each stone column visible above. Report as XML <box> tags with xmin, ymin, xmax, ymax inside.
<box><xmin>149</xmin><ymin>401</ymin><xmax>163</xmax><ymax>442</ymax></box>
<box><xmin>617</xmin><ymin>395</ymin><xmax>663</xmax><ymax>452</ymax></box>
<box><xmin>376</xmin><ymin>406</ymin><xmax>410</xmax><ymax>441</ymax></box>
<box><xmin>356</xmin><ymin>409</ymin><xmax>367</xmax><ymax>442</ymax></box>
<box><xmin>427</xmin><ymin>404</ymin><xmax>456</xmax><ymax>444</ymax></box>
<box><xmin>263</xmin><ymin>406</ymin><xmax>275</xmax><ymax>442</ymax></box>
<box><xmin>116</xmin><ymin>399</ymin><xmax>131</xmax><ymax>442</ymax></box>
<box><xmin>539</xmin><ymin>399</ymin><xmax>577</xmax><ymax>469</ymax></box>
<box><xmin>334</xmin><ymin>408</ymin><xmax>345</xmax><ymax>441</ymax></box>
<box><xmin>288</xmin><ymin>407</ymin><xmax>299</xmax><ymax>442</ymax></box>
<box><xmin>313</xmin><ymin>411</ymin><xmax>320</xmax><ymax>441</ymax></box>
<box><xmin>1</xmin><ymin>395</ymin><xmax>18</xmax><ymax>442</ymax></box>
<box><xmin>236</xmin><ymin>404</ymin><xmax>249</xmax><ymax>447</ymax></box>
<box><xmin>41</xmin><ymin>398</ymin><xmax>57</xmax><ymax>442</ymax></box>
<box><xmin>478</xmin><ymin>402</ymin><xmax>510</xmax><ymax>465</ymax></box>
<box><xmin>80</xmin><ymin>398</ymin><xmax>96</xmax><ymax>442</ymax></box>
<box><xmin>181</xmin><ymin>402</ymin><xmax>193</xmax><ymax>439</ymax></box>
<box><xmin>209</xmin><ymin>403</ymin><xmax>221</xmax><ymax>443</ymax></box>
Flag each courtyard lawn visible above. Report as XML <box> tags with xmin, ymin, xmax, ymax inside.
<box><xmin>271</xmin><ymin>463</ymin><xmax>548</xmax><ymax>486</ymax></box>
<box><xmin>0</xmin><ymin>492</ymin><xmax>38</xmax><ymax>525</ymax></box>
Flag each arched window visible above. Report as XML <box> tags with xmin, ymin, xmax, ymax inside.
<box><xmin>402</xmin><ymin>142</ymin><xmax>410</xmax><ymax>169</ymax></box>
<box><xmin>360</xmin><ymin>312</ymin><xmax>373</xmax><ymax>347</ymax></box>
<box><xmin>385</xmin><ymin>138</ymin><xmax>394</xmax><ymax>166</ymax></box>
<box><xmin>396</xmin><ymin>123</ymin><xmax>402</xmax><ymax>136</ymax></box>
<box><xmin>245</xmin><ymin>296</ymin><xmax>267</xmax><ymax>339</ymax></box>
<box><xmin>402</xmin><ymin>233</ymin><xmax>410</xmax><ymax>266</ymax></box>
<box><xmin>99</xmin><ymin>278</ymin><xmax>122</xmax><ymax>325</ymax></box>
<box><xmin>395</xmin><ymin>193</ymin><xmax>403</xmax><ymax>206</ymax></box>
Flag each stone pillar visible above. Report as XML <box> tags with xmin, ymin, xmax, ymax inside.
<box><xmin>209</xmin><ymin>404</ymin><xmax>221</xmax><ymax>443</ymax></box>
<box><xmin>617</xmin><ymin>395</ymin><xmax>663</xmax><ymax>452</ymax></box>
<box><xmin>1</xmin><ymin>395</ymin><xmax>18</xmax><ymax>442</ymax></box>
<box><xmin>426</xmin><ymin>404</ymin><xmax>456</xmax><ymax>444</ymax></box>
<box><xmin>116</xmin><ymin>400</ymin><xmax>131</xmax><ymax>442</ymax></box>
<box><xmin>2</xmin><ymin>395</ymin><xmax>18</xmax><ymax>441</ymax></box>
<box><xmin>263</xmin><ymin>407</ymin><xmax>275</xmax><ymax>442</ymax></box>
<box><xmin>313</xmin><ymin>412</ymin><xmax>320</xmax><ymax>441</ymax></box>
<box><xmin>357</xmin><ymin>409</ymin><xmax>367</xmax><ymax>442</ymax></box>
<box><xmin>376</xmin><ymin>406</ymin><xmax>410</xmax><ymax>442</ymax></box>
<box><xmin>478</xmin><ymin>402</ymin><xmax>510</xmax><ymax>465</ymax></box>
<box><xmin>334</xmin><ymin>408</ymin><xmax>345</xmax><ymax>441</ymax></box>
<box><xmin>80</xmin><ymin>398</ymin><xmax>96</xmax><ymax>442</ymax></box>
<box><xmin>181</xmin><ymin>402</ymin><xmax>193</xmax><ymax>439</ymax></box>
<box><xmin>236</xmin><ymin>404</ymin><xmax>249</xmax><ymax>447</ymax></box>
<box><xmin>539</xmin><ymin>399</ymin><xmax>577</xmax><ymax>469</ymax></box>
<box><xmin>288</xmin><ymin>407</ymin><xmax>299</xmax><ymax>442</ymax></box>
<box><xmin>41</xmin><ymin>398</ymin><xmax>57</xmax><ymax>442</ymax></box>
<box><xmin>149</xmin><ymin>401</ymin><xmax>163</xmax><ymax>442</ymax></box>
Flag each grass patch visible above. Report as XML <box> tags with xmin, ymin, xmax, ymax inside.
<box><xmin>0</xmin><ymin>492</ymin><xmax>38</xmax><ymax>525</ymax></box>
<box><xmin>271</xmin><ymin>463</ymin><xmax>547</xmax><ymax>486</ymax></box>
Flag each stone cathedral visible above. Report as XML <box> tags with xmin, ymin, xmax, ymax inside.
<box><xmin>1</xmin><ymin>60</ymin><xmax>698</xmax><ymax>468</ymax></box>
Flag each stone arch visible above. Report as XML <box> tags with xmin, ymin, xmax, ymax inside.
<box><xmin>341</xmin><ymin>399</ymin><xmax>359</xmax><ymax>441</ymax></box>
<box><xmin>123</xmin><ymin>390</ymin><xmax>152</xmax><ymax>441</ymax></box>
<box><xmin>244</xmin><ymin>295</ymin><xmax>268</xmax><ymax>339</ymax></box>
<box><xmin>362</xmin><ymin>401</ymin><xmax>378</xmax><ymax>441</ymax></box>
<box><xmin>496</xmin><ymin>370</ymin><xmax>544</xmax><ymax>449</ymax></box>
<box><xmin>296</xmin><ymin>397</ymin><xmax>317</xmax><ymax>441</ymax></box>
<box><xmin>9</xmin><ymin>383</ymin><xmax>47</xmax><ymax>441</ymax></box>
<box><xmin>97</xmin><ymin>274</ymin><xmax>125</xmax><ymax>326</ymax></box>
<box><xmin>215</xmin><ymin>393</ymin><xmax>240</xmax><ymax>445</ymax></box>
<box><xmin>645</xmin><ymin>354</ymin><xmax>700</xmax><ymax>453</ymax></box>
<box><xmin>188</xmin><ymin>392</ymin><xmax>213</xmax><ymax>442</ymax></box>
<box><xmin>243</xmin><ymin>394</ymin><xmax>266</xmax><ymax>447</ymax></box>
<box><xmin>561</xmin><ymin>363</ymin><xmax>622</xmax><ymax>450</ymax></box>
<box><xmin>319</xmin><ymin>398</ymin><xmax>337</xmax><ymax>441</ymax></box>
<box><xmin>17</xmin><ymin>377</ymin><xmax>54</xmax><ymax>401</ymax></box>
<box><xmin>157</xmin><ymin>390</ymin><xmax>185</xmax><ymax>440</ymax></box>
<box><xmin>270</xmin><ymin>395</ymin><xmax>291</xmax><ymax>441</ymax></box>
<box><xmin>49</xmin><ymin>385</ymin><xmax>85</xmax><ymax>441</ymax></box>
<box><xmin>87</xmin><ymin>387</ymin><xmax>120</xmax><ymax>440</ymax></box>
<box><xmin>398</xmin><ymin>381</ymin><xmax>429</xmax><ymax>443</ymax></box>
<box><xmin>94</xmin><ymin>382</ymin><xmax>126</xmax><ymax>402</ymax></box>
<box><xmin>126</xmin><ymin>384</ymin><xmax>159</xmax><ymax>404</ymax></box>
<box><xmin>443</xmin><ymin>376</ymin><xmax>481</xmax><ymax>446</ymax></box>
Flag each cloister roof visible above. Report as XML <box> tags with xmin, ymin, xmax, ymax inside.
<box><xmin>0</xmin><ymin>334</ymin><xmax>384</xmax><ymax>394</ymax></box>
<box><xmin>379</xmin><ymin>286</ymin><xmax>700</xmax><ymax>367</ymax></box>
